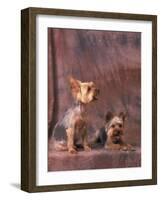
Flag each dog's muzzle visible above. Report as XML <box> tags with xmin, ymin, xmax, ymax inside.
<box><xmin>114</xmin><ymin>130</ymin><xmax>122</xmax><ymax>136</ymax></box>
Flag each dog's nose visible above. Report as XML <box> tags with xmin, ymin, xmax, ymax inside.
<box><xmin>114</xmin><ymin>131</ymin><xmax>121</xmax><ymax>136</ymax></box>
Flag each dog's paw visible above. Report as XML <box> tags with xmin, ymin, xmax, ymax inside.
<box><xmin>105</xmin><ymin>144</ymin><xmax>121</xmax><ymax>150</ymax></box>
<box><xmin>104</xmin><ymin>145</ymin><xmax>114</xmax><ymax>150</ymax></box>
<box><xmin>68</xmin><ymin>148</ymin><xmax>77</xmax><ymax>154</ymax></box>
<box><xmin>84</xmin><ymin>146</ymin><xmax>91</xmax><ymax>152</ymax></box>
<box><xmin>128</xmin><ymin>145</ymin><xmax>135</xmax><ymax>151</ymax></box>
<box><xmin>121</xmin><ymin>146</ymin><xmax>128</xmax><ymax>151</ymax></box>
<box><xmin>130</xmin><ymin>147</ymin><xmax>136</xmax><ymax>151</ymax></box>
<box><xmin>104</xmin><ymin>145</ymin><xmax>109</xmax><ymax>150</ymax></box>
<box><xmin>121</xmin><ymin>144</ymin><xmax>135</xmax><ymax>151</ymax></box>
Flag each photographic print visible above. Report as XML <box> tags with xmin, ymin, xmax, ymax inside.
<box><xmin>48</xmin><ymin>28</ymin><xmax>141</xmax><ymax>171</ymax></box>
<box><xmin>21</xmin><ymin>7</ymin><xmax>157</xmax><ymax>192</ymax></box>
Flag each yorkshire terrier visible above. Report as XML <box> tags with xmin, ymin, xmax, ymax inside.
<box><xmin>52</xmin><ymin>77</ymin><xmax>99</xmax><ymax>154</ymax></box>
<box><xmin>97</xmin><ymin>111</ymin><xmax>134</xmax><ymax>151</ymax></box>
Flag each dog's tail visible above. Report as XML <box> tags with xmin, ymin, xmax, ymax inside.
<box><xmin>53</xmin><ymin>140</ymin><xmax>68</xmax><ymax>151</ymax></box>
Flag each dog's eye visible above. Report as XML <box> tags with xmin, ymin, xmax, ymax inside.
<box><xmin>111</xmin><ymin>124</ymin><xmax>115</xmax><ymax>128</ymax></box>
<box><xmin>87</xmin><ymin>87</ymin><xmax>91</xmax><ymax>92</ymax></box>
<box><xmin>119</xmin><ymin>124</ymin><xmax>122</xmax><ymax>128</ymax></box>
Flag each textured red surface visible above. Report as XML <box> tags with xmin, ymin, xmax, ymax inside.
<box><xmin>48</xmin><ymin>141</ymin><xmax>141</xmax><ymax>171</ymax></box>
<box><xmin>48</xmin><ymin>28</ymin><xmax>141</xmax><ymax>171</ymax></box>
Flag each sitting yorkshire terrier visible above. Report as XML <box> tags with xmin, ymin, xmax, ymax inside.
<box><xmin>52</xmin><ymin>77</ymin><xmax>99</xmax><ymax>154</ymax></box>
<box><xmin>97</xmin><ymin>111</ymin><xmax>134</xmax><ymax>151</ymax></box>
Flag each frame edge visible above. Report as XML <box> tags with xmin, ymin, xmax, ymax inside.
<box><xmin>21</xmin><ymin>8</ymin><xmax>30</xmax><ymax>192</ymax></box>
<box><xmin>21</xmin><ymin>7</ymin><xmax>37</xmax><ymax>192</ymax></box>
<box><xmin>152</xmin><ymin>15</ymin><xmax>157</xmax><ymax>185</ymax></box>
<box><xmin>23</xmin><ymin>7</ymin><xmax>157</xmax><ymax>21</ymax></box>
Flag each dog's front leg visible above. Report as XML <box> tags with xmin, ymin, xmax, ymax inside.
<box><xmin>82</xmin><ymin>128</ymin><xmax>91</xmax><ymax>151</ymax></box>
<box><xmin>66</xmin><ymin>128</ymin><xmax>77</xmax><ymax>154</ymax></box>
<box><xmin>104</xmin><ymin>137</ymin><xmax>121</xmax><ymax>150</ymax></box>
<box><xmin>121</xmin><ymin>143</ymin><xmax>135</xmax><ymax>151</ymax></box>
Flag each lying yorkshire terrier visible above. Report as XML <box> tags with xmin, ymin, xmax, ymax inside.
<box><xmin>96</xmin><ymin>111</ymin><xmax>135</xmax><ymax>151</ymax></box>
<box><xmin>52</xmin><ymin>77</ymin><xmax>99</xmax><ymax>153</ymax></box>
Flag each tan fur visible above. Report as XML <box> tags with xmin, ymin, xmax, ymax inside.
<box><xmin>69</xmin><ymin>77</ymin><xmax>99</xmax><ymax>104</ymax></box>
<box><xmin>57</xmin><ymin>77</ymin><xmax>99</xmax><ymax>153</ymax></box>
<box><xmin>104</xmin><ymin>112</ymin><xmax>134</xmax><ymax>151</ymax></box>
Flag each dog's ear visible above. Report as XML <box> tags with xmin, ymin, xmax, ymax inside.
<box><xmin>119</xmin><ymin>112</ymin><xmax>127</xmax><ymax>121</ymax></box>
<box><xmin>105</xmin><ymin>111</ymin><xmax>113</xmax><ymax>122</ymax></box>
<box><xmin>69</xmin><ymin>77</ymin><xmax>81</xmax><ymax>96</ymax></box>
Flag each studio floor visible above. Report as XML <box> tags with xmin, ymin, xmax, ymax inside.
<box><xmin>48</xmin><ymin>142</ymin><xmax>141</xmax><ymax>171</ymax></box>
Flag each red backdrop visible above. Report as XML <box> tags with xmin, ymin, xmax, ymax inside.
<box><xmin>48</xmin><ymin>28</ymin><xmax>141</xmax><ymax>146</ymax></box>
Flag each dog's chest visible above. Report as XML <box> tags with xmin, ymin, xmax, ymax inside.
<box><xmin>74</xmin><ymin>117</ymin><xmax>87</xmax><ymax>142</ymax></box>
<box><xmin>74</xmin><ymin>106</ymin><xmax>88</xmax><ymax>128</ymax></box>
<box><xmin>61</xmin><ymin>104</ymin><xmax>88</xmax><ymax>129</ymax></box>
<box><xmin>75</xmin><ymin>117</ymin><xmax>86</xmax><ymax>130</ymax></box>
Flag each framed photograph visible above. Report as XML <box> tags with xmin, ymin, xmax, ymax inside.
<box><xmin>21</xmin><ymin>7</ymin><xmax>157</xmax><ymax>192</ymax></box>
